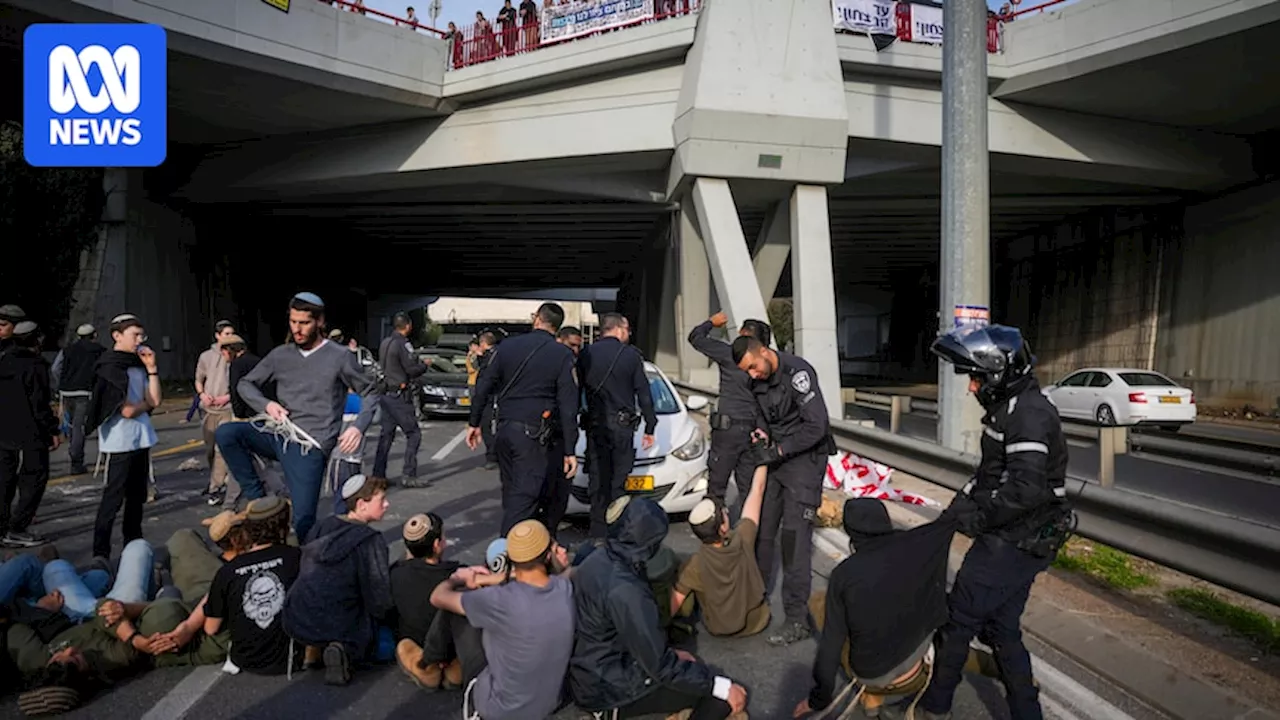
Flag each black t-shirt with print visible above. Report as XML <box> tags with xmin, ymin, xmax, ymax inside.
<box><xmin>205</xmin><ymin>545</ymin><xmax>302</xmax><ymax>675</ymax></box>
<box><xmin>389</xmin><ymin>558</ymin><xmax>460</xmax><ymax>643</ymax></box>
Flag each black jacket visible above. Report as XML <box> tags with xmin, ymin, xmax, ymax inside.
<box><xmin>686</xmin><ymin>320</ymin><xmax>757</xmax><ymax>421</ymax></box>
<box><xmin>59</xmin><ymin>339</ymin><xmax>105</xmax><ymax>393</ymax></box>
<box><xmin>84</xmin><ymin>350</ymin><xmax>145</xmax><ymax>437</ymax></box>
<box><xmin>378</xmin><ymin>333</ymin><xmax>427</xmax><ymax>390</ymax></box>
<box><xmin>468</xmin><ymin>329</ymin><xmax>578</xmax><ymax>448</ymax></box>
<box><xmin>568</xmin><ymin>499</ymin><xmax>714</xmax><ymax>711</ymax></box>
<box><xmin>282</xmin><ymin>516</ymin><xmax>393</xmax><ymax>651</ymax></box>
<box><xmin>0</xmin><ymin>347</ymin><xmax>59</xmax><ymax>450</ymax></box>
<box><xmin>960</xmin><ymin>376</ymin><xmax>1070</xmax><ymax>543</ymax></box>
<box><xmin>579</xmin><ymin>337</ymin><xmax>657</xmax><ymax>435</ymax></box>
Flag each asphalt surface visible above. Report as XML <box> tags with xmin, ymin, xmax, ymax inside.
<box><xmin>1</xmin><ymin>411</ymin><xmax>1157</xmax><ymax>720</ymax></box>
<box><xmin>850</xmin><ymin>406</ymin><xmax>1280</xmax><ymax>527</ymax></box>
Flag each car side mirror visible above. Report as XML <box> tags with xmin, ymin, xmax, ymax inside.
<box><xmin>686</xmin><ymin>395</ymin><xmax>710</xmax><ymax>412</ymax></box>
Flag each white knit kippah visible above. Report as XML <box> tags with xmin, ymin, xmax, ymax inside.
<box><xmin>689</xmin><ymin>498</ymin><xmax>718</xmax><ymax>526</ymax></box>
<box><xmin>341</xmin><ymin>474</ymin><xmax>368</xmax><ymax>500</ymax></box>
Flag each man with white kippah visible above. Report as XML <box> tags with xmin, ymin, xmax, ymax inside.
<box><xmin>216</xmin><ymin>292</ymin><xmax>379</xmax><ymax>540</ymax></box>
<box><xmin>55</xmin><ymin>323</ymin><xmax>105</xmax><ymax>475</ymax></box>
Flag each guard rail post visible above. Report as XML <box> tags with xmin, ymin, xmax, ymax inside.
<box><xmin>1097</xmin><ymin>426</ymin><xmax>1128</xmax><ymax>488</ymax></box>
<box><xmin>890</xmin><ymin>396</ymin><xmax>903</xmax><ymax>434</ymax></box>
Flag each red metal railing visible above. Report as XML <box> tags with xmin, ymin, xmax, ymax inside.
<box><xmin>447</xmin><ymin>0</ymin><xmax>701</xmax><ymax>71</ymax></box>
<box><xmin>315</xmin><ymin>0</ymin><xmax>447</xmax><ymax>37</ymax></box>
<box><xmin>1005</xmin><ymin>0</ymin><xmax>1073</xmax><ymax>20</ymax></box>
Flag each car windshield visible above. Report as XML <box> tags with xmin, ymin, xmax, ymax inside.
<box><xmin>420</xmin><ymin>352</ymin><xmax>466</xmax><ymax>374</ymax></box>
<box><xmin>1118</xmin><ymin>372</ymin><xmax>1177</xmax><ymax>388</ymax></box>
<box><xmin>647</xmin><ymin>370</ymin><xmax>680</xmax><ymax>415</ymax></box>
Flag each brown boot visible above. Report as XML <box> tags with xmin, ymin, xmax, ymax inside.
<box><xmin>396</xmin><ymin>639</ymin><xmax>443</xmax><ymax>689</ymax></box>
<box><xmin>443</xmin><ymin>658</ymin><xmax>463</xmax><ymax>690</ymax></box>
<box><xmin>304</xmin><ymin>645</ymin><xmax>324</xmax><ymax>669</ymax></box>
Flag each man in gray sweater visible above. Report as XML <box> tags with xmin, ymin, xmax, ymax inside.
<box><xmin>216</xmin><ymin>292</ymin><xmax>378</xmax><ymax>539</ymax></box>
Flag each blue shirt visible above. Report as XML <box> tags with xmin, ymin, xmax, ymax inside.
<box><xmin>98</xmin><ymin>367</ymin><xmax>158</xmax><ymax>453</ymax></box>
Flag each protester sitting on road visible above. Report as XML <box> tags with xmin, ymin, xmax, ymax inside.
<box><xmin>0</xmin><ymin>549</ymin><xmax>108</xmax><ymax>618</ymax></box>
<box><xmin>282</xmin><ymin>475</ymin><xmax>394</xmax><ymax>686</ymax></box>
<box><xmin>415</xmin><ymin>519</ymin><xmax>575</xmax><ymax>719</ymax></box>
<box><xmin>794</xmin><ymin>499</ymin><xmax>959</xmax><ymax>720</ymax></box>
<box><xmin>390</xmin><ymin>512</ymin><xmax>460</xmax><ymax>684</ymax></box>
<box><xmin>569</xmin><ymin>496</ymin><xmax>749</xmax><ymax>720</ymax></box>
<box><xmin>202</xmin><ymin>496</ymin><xmax>299</xmax><ymax>676</ymax></box>
<box><xmin>671</xmin><ymin>463</ymin><xmax>771</xmax><ymax>639</ymax></box>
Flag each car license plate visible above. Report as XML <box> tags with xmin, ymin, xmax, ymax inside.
<box><xmin>458</xmin><ymin>397</ymin><xmax>471</xmax><ymax>406</ymax></box>
<box><xmin>1159</xmin><ymin>396</ymin><xmax>1181</xmax><ymax>404</ymax></box>
<box><xmin>625</xmin><ymin>475</ymin><xmax>654</xmax><ymax>492</ymax></box>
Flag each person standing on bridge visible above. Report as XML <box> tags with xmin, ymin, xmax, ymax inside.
<box><xmin>216</xmin><ymin>292</ymin><xmax>378</xmax><ymax>541</ymax></box>
<box><xmin>688</xmin><ymin>312</ymin><xmax>772</xmax><ymax>519</ymax></box>
<box><xmin>914</xmin><ymin>324</ymin><xmax>1073</xmax><ymax>720</ymax></box>
<box><xmin>731</xmin><ymin>335</ymin><xmax>835</xmax><ymax>647</ymax></box>
<box><xmin>373</xmin><ymin>313</ymin><xmax>431</xmax><ymax>487</ymax></box>
<box><xmin>465</xmin><ymin>303</ymin><xmax>578</xmax><ymax>535</ymax></box>
<box><xmin>579</xmin><ymin>313</ymin><xmax>657</xmax><ymax>540</ymax></box>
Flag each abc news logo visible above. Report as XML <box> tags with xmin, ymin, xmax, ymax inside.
<box><xmin>23</xmin><ymin>24</ymin><xmax>166</xmax><ymax>168</ymax></box>
<box><xmin>48</xmin><ymin>44</ymin><xmax>144</xmax><ymax>147</ymax></box>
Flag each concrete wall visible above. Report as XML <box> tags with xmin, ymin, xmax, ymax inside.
<box><xmin>1156</xmin><ymin>181</ymin><xmax>1280</xmax><ymax>407</ymax></box>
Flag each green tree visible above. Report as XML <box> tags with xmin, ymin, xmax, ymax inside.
<box><xmin>768</xmin><ymin>297</ymin><xmax>795</xmax><ymax>350</ymax></box>
<box><xmin>0</xmin><ymin>122</ymin><xmax>104</xmax><ymax>343</ymax></box>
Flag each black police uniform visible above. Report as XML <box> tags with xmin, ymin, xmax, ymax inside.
<box><xmin>688</xmin><ymin>320</ymin><xmax>760</xmax><ymax>516</ymax></box>
<box><xmin>373</xmin><ymin>333</ymin><xmax>428</xmax><ymax>479</ymax></box>
<box><xmin>578</xmin><ymin>337</ymin><xmax>658</xmax><ymax>539</ymax></box>
<box><xmin>469</xmin><ymin>329</ymin><xmax>578</xmax><ymax>535</ymax></box>
<box><xmin>920</xmin><ymin>376</ymin><xmax>1070</xmax><ymax>720</ymax></box>
<box><xmin>751</xmin><ymin>351</ymin><xmax>834</xmax><ymax>628</ymax></box>
<box><xmin>474</xmin><ymin>349</ymin><xmax>498</xmax><ymax>465</ymax></box>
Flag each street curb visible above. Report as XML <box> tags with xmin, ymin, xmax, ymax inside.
<box><xmin>816</xmin><ymin>501</ymin><xmax>1279</xmax><ymax>720</ymax></box>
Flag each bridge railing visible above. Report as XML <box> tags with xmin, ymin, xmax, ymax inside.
<box><xmin>314</xmin><ymin>0</ymin><xmax>448</xmax><ymax>36</ymax></box>
<box><xmin>446</xmin><ymin>0</ymin><xmax>702</xmax><ymax>71</ymax></box>
<box><xmin>670</xmin><ymin>378</ymin><xmax>1280</xmax><ymax>607</ymax></box>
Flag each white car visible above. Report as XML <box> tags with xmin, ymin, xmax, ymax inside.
<box><xmin>1045</xmin><ymin>368</ymin><xmax>1196</xmax><ymax>430</ymax></box>
<box><xmin>566</xmin><ymin>362</ymin><xmax>712</xmax><ymax>516</ymax></box>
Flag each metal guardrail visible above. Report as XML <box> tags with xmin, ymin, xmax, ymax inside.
<box><xmin>846</xmin><ymin>390</ymin><xmax>1280</xmax><ymax>479</ymax></box>
<box><xmin>673</xmin><ymin>380</ymin><xmax>1280</xmax><ymax>606</ymax></box>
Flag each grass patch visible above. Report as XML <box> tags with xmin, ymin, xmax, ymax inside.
<box><xmin>1052</xmin><ymin>540</ymin><xmax>1155</xmax><ymax>590</ymax></box>
<box><xmin>1167</xmin><ymin>587</ymin><xmax>1280</xmax><ymax>654</ymax></box>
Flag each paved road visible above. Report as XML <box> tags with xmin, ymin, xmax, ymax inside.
<box><xmin>2</xmin><ymin>412</ymin><xmax>1157</xmax><ymax>720</ymax></box>
<box><xmin>850</xmin><ymin>406</ymin><xmax>1280</xmax><ymax>527</ymax></box>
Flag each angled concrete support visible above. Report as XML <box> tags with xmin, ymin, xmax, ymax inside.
<box><xmin>676</xmin><ymin>204</ymin><xmax>713</xmax><ymax>384</ymax></box>
<box><xmin>691</xmin><ymin>178</ymin><xmax>770</xmax><ymax>342</ymax></box>
<box><xmin>790</xmin><ymin>184</ymin><xmax>843</xmax><ymax>419</ymax></box>
<box><xmin>753</xmin><ymin>199</ymin><xmax>791</xmax><ymax>302</ymax></box>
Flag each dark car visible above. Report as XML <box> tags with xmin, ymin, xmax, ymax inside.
<box><xmin>413</xmin><ymin>347</ymin><xmax>471</xmax><ymax>418</ymax></box>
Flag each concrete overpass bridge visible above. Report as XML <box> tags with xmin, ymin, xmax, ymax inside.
<box><xmin>5</xmin><ymin>0</ymin><xmax>1280</xmax><ymax>432</ymax></box>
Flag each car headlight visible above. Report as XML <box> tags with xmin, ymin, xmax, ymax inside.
<box><xmin>422</xmin><ymin>386</ymin><xmax>447</xmax><ymax>397</ymax></box>
<box><xmin>671</xmin><ymin>431</ymin><xmax>705</xmax><ymax>461</ymax></box>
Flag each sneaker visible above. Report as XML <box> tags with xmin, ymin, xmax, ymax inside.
<box><xmin>766</xmin><ymin>621</ymin><xmax>812</xmax><ymax>647</ymax></box>
<box><xmin>3</xmin><ymin>531</ymin><xmax>44</xmax><ymax>548</ymax></box>
<box><xmin>70</xmin><ymin>464</ymin><xmax>88</xmax><ymax>475</ymax></box>
<box><xmin>304</xmin><ymin>645</ymin><xmax>324</xmax><ymax>670</ymax></box>
<box><xmin>207</xmin><ymin>487</ymin><xmax>226</xmax><ymax>506</ymax></box>
<box><xmin>482</xmin><ymin>461</ymin><xmax>498</xmax><ymax>470</ymax></box>
<box><xmin>401</xmin><ymin>477</ymin><xmax>430</xmax><ymax>489</ymax></box>
<box><xmin>396</xmin><ymin>639</ymin><xmax>442</xmax><ymax>690</ymax></box>
<box><xmin>323</xmin><ymin>642</ymin><xmax>351</xmax><ymax>686</ymax></box>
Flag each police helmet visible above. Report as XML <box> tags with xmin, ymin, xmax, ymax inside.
<box><xmin>930</xmin><ymin>324</ymin><xmax>1034</xmax><ymax>404</ymax></box>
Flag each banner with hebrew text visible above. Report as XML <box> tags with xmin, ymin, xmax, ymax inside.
<box><xmin>541</xmin><ymin>0</ymin><xmax>655</xmax><ymax>44</ymax></box>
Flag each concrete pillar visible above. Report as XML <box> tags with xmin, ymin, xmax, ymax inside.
<box><xmin>651</xmin><ymin>234</ymin><xmax>681</xmax><ymax>377</ymax></box>
<box><xmin>64</xmin><ymin>169</ymin><xmax>128</xmax><ymax>344</ymax></box>
<box><xmin>691</xmin><ymin>178</ymin><xmax>769</xmax><ymax>339</ymax></box>
<box><xmin>753</xmin><ymin>199</ymin><xmax>791</xmax><ymax>302</ymax></box>
<box><xmin>675</xmin><ymin>202</ymin><xmax>713</xmax><ymax>384</ymax></box>
<box><xmin>790</xmin><ymin>184</ymin><xmax>843</xmax><ymax>419</ymax></box>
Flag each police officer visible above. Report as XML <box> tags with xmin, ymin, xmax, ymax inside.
<box><xmin>472</xmin><ymin>330</ymin><xmax>500</xmax><ymax>470</ymax></box>
<box><xmin>373</xmin><ymin>312</ymin><xmax>431</xmax><ymax>485</ymax></box>
<box><xmin>579</xmin><ymin>313</ymin><xmax>657</xmax><ymax>539</ymax></box>
<box><xmin>466</xmin><ymin>303</ymin><xmax>578</xmax><ymax>535</ymax></box>
<box><xmin>906</xmin><ymin>324</ymin><xmax>1071</xmax><ymax>720</ymax></box>
<box><xmin>730</xmin><ymin>335</ymin><xmax>834</xmax><ymax>647</ymax></box>
<box><xmin>532</xmin><ymin>325</ymin><xmax>585</xmax><ymax>538</ymax></box>
<box><xmin>688</xmin><ymin>311</ymin><xmax>772</xmax><ymax>518</ymax></box>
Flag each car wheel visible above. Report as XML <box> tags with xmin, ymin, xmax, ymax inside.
<box><xmin>1096</xmin><ymin>405</ymin><xmax>1116</xmax><ymax>426</ymax></box>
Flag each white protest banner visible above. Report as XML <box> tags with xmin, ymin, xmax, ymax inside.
<box><xmin>541</xmin><ymin>0</ymin><xmax>655</xmax><ymax>45</ymax></box>
<box><xmin>831</xmin><ymin>0</ymin><xmax>895</xmax><ymax>35</ymax></box>
<box><xmin>905</xmin><ymin>3</ymin><xmax>943</xmax><ymax>44</ymax></box>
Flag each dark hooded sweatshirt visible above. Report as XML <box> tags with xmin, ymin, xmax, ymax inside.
<box><xmin>281</xmin><ymin>515</ymin><xmax>392</xmax><ymax>653</ymax></box>
<box><xmin>569</xmin><ymin>498</ymin><xmax>715</xmax><ymax>711</ymax></box>
<box><xmin>808</xmin><ymin>499</ymin><xmax>959</xmax><ymax>710</ymax></box>
<box><xmin>0</xmin><ymin>346</ymin><xmax>58</xmax><ymax>450</ymax></box>
<box><xmin>84</xmin><ymin>350</ymin><xmax>145</xmax><ymax>437</ymax></box>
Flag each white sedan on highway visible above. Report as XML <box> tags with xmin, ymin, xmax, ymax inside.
<box><xmin>566</xmin><ymin>362</ymin><xmax>712</xmax><ymax>517</ymax></box>
<box><xmin>1046</xmin><ymin>368</ymin><xmax>1196</xmax><ymax>430</ymax></box>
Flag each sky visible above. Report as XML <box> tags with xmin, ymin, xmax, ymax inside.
<box><xmin>351</xmin><ymin>0</ymin><xmax>1066</xmax><ymax>34</ymax></box>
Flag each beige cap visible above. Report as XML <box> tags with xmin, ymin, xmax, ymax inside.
<box><xmin>218</xmin><ymin>333</ymin><xmax>245</xmax><ymax>348</ymax></box>
<box><xmin>403</xmin><ymin>513</ymin><xmax>434</xmax><ymax>543</ymax></box>
<box><xmin>246</xmin><ymin>495</ymin><xmax>289</xmax><ymax>521</ymax></box>
<box><xmin>201</xmin><ymin>510</ymin><xmax>246</xmax><ymax>542</ymax></box>
<box><xmin>688</xmin><ymin>498</ymin><xmax>719</xmax><ymax>527</ymax></box>
<box><xmin>506</xmin><ymin>520</ymin><xmax>552</xmax><ymax>563</ymax></box>
<box><xmin>605</xmin><ymin>495</ymin><xmax>632</xmax><ymax>525</ymax></box>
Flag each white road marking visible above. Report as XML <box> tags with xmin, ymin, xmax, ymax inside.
<box><xmin>432</xmin><ymin>429</ymin><xmax>469</xmax><ymax>461</ymax></box>
<box><xmin>141</xmin><ymin>665</ymin><xmax>223</xmax><ymax>720</ymax></box>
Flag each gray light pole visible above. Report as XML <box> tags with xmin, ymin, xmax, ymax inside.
<box><xmin>937</xmin><ymin>0</ymin><xmax>990</xmax><ymax>455</ymax></box>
